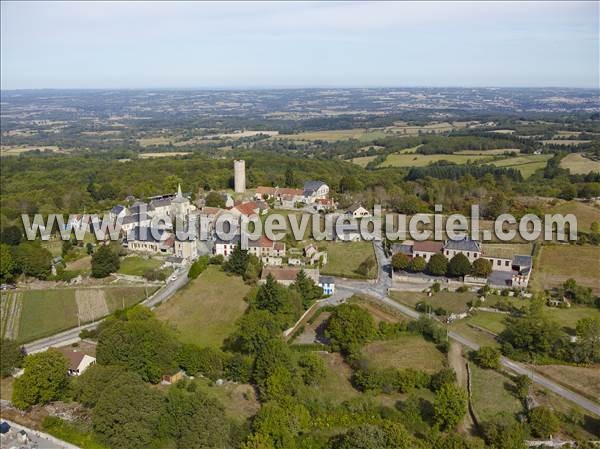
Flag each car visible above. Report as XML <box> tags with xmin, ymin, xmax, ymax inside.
<box><xmin>169</xmin><ymin>274</ymin><xmax>178</xmax><ymax>282</ymax></box>
<box><xmin>0</xmin><ymin>284</ymin><xmax>16</xmax><ymax>291</ymax></box>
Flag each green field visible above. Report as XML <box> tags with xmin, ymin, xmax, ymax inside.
<box><xmin>533</xmin><ymin>244</ymin><xmax>600</xmax><ymax>293</ymax></box>
<box><xmin>0</xmin><ymin>285</ymin><xmax>152</xmax><ymax>343</ymax></box>
<box><xmin>559</xmin><ymin>153</ymin><xmax>600</xmax><ymax>175</ymax></box>
<box><xmin>469</xmin><ymin>363</ymin><xmax>523</xmax><ymax>423</ymax></box>
<box><xmin>488</xmin><ymin>154</ymin><xmax>552</xmax><ymax>178</ymax></box>
<box><xmin>362</xmin><ymin>335</ymin><xmax>446</xmax><ymax>373</ymax></box>
<box><xmin>379</xmin><ymin>153</ymin><xmax>491</xmax><ymax>168</ymax></box>
<box><xmin>547</xmin><ymin>200</ymin><xmax>600</xmax><ymax>232</ymax></box>
<box><xmin>118</xmin><ymin>256</ymin><xmax>163</xmax><ymax>276</ymax></box>
<box><xmin>391</xmin><ymin>291</ymin><xmax>478</xmax><ymax>314</ymax></box>
<box><xmin>351</xmin><ymin>155</ymin><xmax>377</xmax><ymax>167</ymax></box>
<box><xmin>319</xmin><ymin>240</ymin><xmax>377</xmax><ymax>279</ymax></box>
<box><xmin>273</xmin><ymin>128</ymin><xmax>389</xmax><ymax>142</ymax></box>
<box><xmin>466</xmin><ymin>311</ymin><xmax>507</xmax><ymax>335</ymax></box>
<box><xmin>155</xmin><ymin>266</ymin><xmax>250</xmax><ymax>348</ymax></box>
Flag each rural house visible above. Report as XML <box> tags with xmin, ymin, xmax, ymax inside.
<box><xmin>54</xmin><ymin>348</ymin><xmax>96</xmax><ymax>376</ymax></box>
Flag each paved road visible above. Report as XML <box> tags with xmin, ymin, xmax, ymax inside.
<box><xmin>332</xmin><ymin>241</ymin><xmax>600</xmax><ymax>417</ymax></box>
<box><xmin>23</xmin><ymin>267</ymin><xmax>189</xmax><ymax>354</ymax></box>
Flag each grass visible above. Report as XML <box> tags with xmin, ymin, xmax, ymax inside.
<box><xmin>351</xmin><ymin>155</ymin><xmax>377</xmax><ymax>167</ymax></box>
<box><xmin>533</xmin><ymin>244</ymin><xmax>600</xmax><ymax>293</ymax></box>
<box><xmin>456</xmin><ymin>148</ymin><xmax>521</xmax><ymax>156</ymax></box>
<box><xmin>390</xmin><ymin>291</ymin><xmax>478</xmax><ymax>314</ymax></box>
<box><xmin>483</xmin><ymin>243</ymin><xmax>533</xmax><ymax>259</ymax></box>
<box><xmin>42</xmin><ymin>417</ymin><xmax>108</xmax><ymax>449</ymax></box>
<box><xmin>1</xmin><ymin>286</ymin><xmax>151</xmax><ymax>343</ymax></box>
<box><xmin>380</xmin><ymin>153</ymin><xmax>491</xmax><ymax>168</ymax></box>
<box><xmin>0</xmin><ymin>377</ymin><xmax>14</xmax><ymax>401</ymax></box>
<box><xmin>118</xmin><ymin>256</ymin><xmax>163</xmax><ymax>276</ymax></box>
<box><xmin>138</xmin><ymin>151</ymin><xmax>192</xmax><ymax>158</ymax></box>
<box><xmin>466</xmin><ymin>311</ymin><xmax>507</xmax><ymax>335</ymax></box>
<box><xmin>545</xmin><ymin>306</ymin><xmax>600</xmax><ymax>335</ymax></box>
<box><xmin>274</xmin><ymin>128</ymin><xmax>388</xmax><ymax>142</ymax></box>
<box><xmin>155</xmin><ymin>266</ymin><xmax>250</xmax><ymax>348</ymax></box>
<box><xmin>559</xmin><ymin>153</ymin><xmax>600</xmax><ymax>175</ymax></box>
<box><xmin>449</xmin><ymin>321</ymin><xmax>500</xmax><ymax>348</ymax></box>
<box><xmin>547</xmin><ymin>200</ymin><xmax>600</xmax><ymax>232</ymax></box>
<box><xmin>469</xmin><ymin>363</ymin><xmax>523</xmax><ymax>423</ymax></box>
<box><xmin>362</xmin><ymin>334</ymin><xmax>446</xmax><ymax>373</ymax></box>
<box><xmin>488</xmin><ymin>154</ymin><xmax>552</xmax><ymax>178</ymax></box>
<box><xmin>531</xmin><ymin>364</ymin><xmax>600</xmax><ymax>402</ymax></box>
<box><xmin>319</xmin><ymin>240</ymin><xmax>377</xmax><ymax>279</ymax></box>
<box><xmin>192</xmin><ymin>377</ymin><xmax>259</xmax><ymax>423</ymax></box>
<box><xmin>541</xmin><ymin>140</ymin><xmax>590</xmax><ymax>146</ymax></box>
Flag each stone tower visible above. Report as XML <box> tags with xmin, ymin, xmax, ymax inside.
<box><xmin>234</xmin><ymin>160</ymin><xmax>246</xmax><ymax>194</ymax></box>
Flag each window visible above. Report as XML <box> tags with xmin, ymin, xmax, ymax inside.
<box><xmin>505</xmin><ymin>260</ymin><xmax>510</xmax><ymax>266</ymax></box>
<box><xmin>497</xmin><ymin>260</ymin><xmax>501</xmax><ymax>266</ymax></box>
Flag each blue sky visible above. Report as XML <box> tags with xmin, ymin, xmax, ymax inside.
<box><xmin>1</xmin><ymin>1</ymin><xmax>598</xmax><ymax>89</ymax></box>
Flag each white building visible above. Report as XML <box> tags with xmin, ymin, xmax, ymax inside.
<box><xmin>55</xmin><ymin>348</ymin><xmax>96</xmax><ymax>376</ymax></box>
<box><xmin>303</xmin><ymin>181</ymin><xmax>329</xmax><ymax>203</ymax></box>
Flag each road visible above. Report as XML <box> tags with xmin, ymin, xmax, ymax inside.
<box><xmin>333</xmin><ymin>240</ymin><xmax>600</xmax><ymax>417</ymax></box>
<box><xmin>23</xmin><ymin>266</ymin><xmax>189</xmax><ymax>354</ymax></box>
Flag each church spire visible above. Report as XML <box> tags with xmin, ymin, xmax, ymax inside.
<box><xmin>177</xmin><ymin>183</ymin><xmax>182</xmax><ymax>198</ymax></box>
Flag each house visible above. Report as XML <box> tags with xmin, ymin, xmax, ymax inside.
<box><xmin>255</xmin><ymin>186</ymin><xmax>278</xmax><ymax>200</ymax></box>
<box><xmin>170</xmin><ymin>184</ymin><xmax>194</xmax><ymax>221</ymax></box>
<box><xmin>391</xmin><ymin>243</ymin><xmax>413</xmax><ymax>257</ymax></box>
<box><xmin>260</xmin><ymin>267</ymin><xmax>320</xmax><ymax>287</ymax></box>
<box><xmin>443</xmin><ymin>236</ymin><xmax>482</xmax><ymax>263</ymax></box>
<box><xmin>121</xmin><ymin>214</ymin><xmax>151</xmax><ymax>233</ymax></box>
<box><xmin>149</xmin><ymin>197</ymin><xmax>172</xmax><ymax>217</ymax></box>
<box><xmin>412</xmin><ymin>241</ymin><xmax>443</xmax><ymax>261</ymax></box>
<box><xmin>54</xmin><ymin>348</ymin><xmax>96</xmax><ymax>376</ymax></box>
<box><xmin>221</xmin><ymin>193</ymin><xmax>235</xmax><ymax>209</ymax></box>
<box><xmin>213</xmin><ymin>234</ymin><xmax>241</xmax><ymax>258</ymax></box>
<box><xmin>110</xmin><ymin>205</ymin><xmax>128</xmax><ymax>220</ymax></box>
<box><xmin>247</xmin><ymin>236</ymin><xmax>286</xmax><ymax>265</ymax></box>
<box><xmin>162</xmin><ymin>370</ymin><xmax>185</xmax><ymax>384</ymax></box>
<box><xmin>126</xmin><ymin>227</ymin><xmax>174</xmax><ymax>254</ymax></box>
<box><xmin>346</xmin><ymin>204</ymin><xmax>371</xmax><ymax>218</ymax></box>
<box><xmin>511</xmin><ymin>255</ymin><xmax>532</xmax><ymax>288</ymax></box>
<box><xmin>303</xmin><ymin>181</ymin><xmax>329</xmax><ymax>203</ymax></box>
<box><xmin>231</xmin><ymin>201</ymin><xmax>268</xmax><ymax>217</ymax></box>
<box><xmin>174</xmin><ymin>237</ymin><xmax>198</xmax><ymax>261</ymax></box>
<box><xmin>319</xmin><ymin>276</ymin><xmax>335</xmax><ymax>295</ymax></box>
<box><xmin>313</xmin><ymin>197</ymin><xmax>336</xmax><ymax>212</ymax></box>
<box><xmin>303</xmin><ymin>244</ymin><xmax>327</xmax><ymax>265</ymax></box>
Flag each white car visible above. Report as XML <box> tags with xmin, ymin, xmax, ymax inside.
<box><xmin>169</xmin><ymin>274</ymin><xmax>178</xmax><ymax>282</ymax></box>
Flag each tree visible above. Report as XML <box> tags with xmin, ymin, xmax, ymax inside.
<box><xmin>575</xmin><ymin>317</ymin><xmax>600</xmax><ymax>362</ymax></box>
<box><xmin>529</xmin><ymin>407</ymin><xmax>560</xmax><ymax>438</ymax></box>
<box><xmin>85</xmin><ymin>242</ymin><xmax>94</xmax><ymax>255</ymax></box>
<box><xmin>188</xmin><ymin>255</ymin><xmax>209</xmax><ymax>279</ymax></box>
<box><xmin>0</xmin><ymin>244</ymin><xmax>16</xmax><ymax>282</ymax></box>
<box><xmin>356</xmin><ymin>255</ymin><xmax>376</xmax><ymax>277</ymax></box>
<box><xmin>427</xmin><ymin>254</ymin><xmax>448</xmax><ymax>276</ymax></box>
<box><xmin>1</xmin><ymin>225</ymin><xmax>22</xmax><ymax>246</ymax></box>
<box><xmin>74</xmin><ymin>365</ymin><xmax>134</xmax><ymax>407</ymax></box>
<box><xmin>447</xmin><ymin>254</ymin><xmax>472</xmax><ymax>278</ymax></box>
<box><xmin>430</xmin><ymin>368</ymin><xmax>457</xmax><ymax>392</ymax></box>
<box><xmin>223</xmin><ymin>245</ymin><xmax>249</xmax><ymax>276</ymax></box>
<box><xmin>333</xmin><ymin>422</ymin><xmax>412</xmax><ymax>449</ymax></box>
<box><xmin>433</xmin><ymin>383</ymin><xmax>467</xmax><ymax>431</ymax></box>
<box><xmin>325</xmin><ymin>303</ymin><xmax>376</xmax><ymax>353</ymax></box>
<box><xmin>0</xmin><ymin>338</ymin><xmax>23</xmax><ymax>377</ymax></box>
<box><xmin>13</xmin><ymin>242</ymin><xmax>52</xmax><ymax>279</ymax></box>
<box><xmin>339</xmin><ymin>176</ymin><xmax>362</xmax><ymax>193</ymax></box>
<box><xmin>391</xmin><ymin>253</ymin><xmax>410</xmax><ymax>271</ymax></box>
<box><xmin>205</xmin><ymin>191</ymin><xmax>225</xmax><ymax>208</ymax></box>
<box><xmin>473</xmin><ymin>346</ymin><xmax>501</xmax><ymax>369</ymax></box>
<box><xmin>163</xmin><ymin>175</ymin><xmax>183</xmax><ymax>193</ymax></box>
<box><xmin>255</xmin><ymin>274</ymin><xmax>285</xmax><ymax>314</ymax></box>
<box><xmin>297</xmin><ymin>352</ymin><xmax>326</xmax><ymax>386</ymax></box>
<box><xmin>284</xmin><ymin>167</ymin><xmax>295</xmax><ymax>187</ymax></box>
<box><xmin>514</xmin><ymin>375</ymin><xmax>531</xmax><ymax>400</ymax></box>
<box><xmin>409</xmin><ymin>256</ymin><xmax>427</xmax><ymax>273</ymax></box>
<box><xmin>91</xmin><ymin>245</ymin><xmax>120</xmax><ymax>278</ymax></box>
<box><xmin>228</xmin><ymin>309</ymin><xmax>284</xmax><ymax>354</ymax></box>
<box><xmin>472</xmin><ymin>258</ymin><xmax>492</xmax><ymax>278</ymax></box>
<box><xmin>241</xmin><ymin>433</ymin><xmax>276</xmax><ymax>449</ymax></box>
<box><xmin>93</xmin><ymin>376</ymin><xmax>165</xmax><ymax>449</ymax></box>
<box><xmin>292</xmin><ymin>269</ymin><xmax>322</xmax><ymax>309</ymax></box>
<box><xmin>12</xmin><ymin>350</ymin><xmax>69</xmax><ymax>409</ymax></box>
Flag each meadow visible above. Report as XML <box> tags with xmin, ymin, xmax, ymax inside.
<box><xmin>559</xmin><ymin>153</ymin><xmax>600</xmax><ymax>175</ymax></box>
<box><xmin>379</xmin><ymin>153</ymin><xmax>491</xmax><ymax>168</ymax></box>
<box><xmin>319</xmin><ymin>240</ymin><xmax>377</xmax><ymax>279</ymax></box>
<box><xmin>155</xmin><ymin>266</ymin><xmax>250</xmax><ymax>348</ymax></box>
<box><xmin>469</xmin><ymin>363</ymin><xmax>523</xmax><ymax>423</ymax></box>
<box><xmin>488</xmin><ymin>154</ymin><xmax>552</xmax><ymax>178</ymax></box>
<box><xmin>118</xmin><ymin>256</ymin><xmax>164</xmax><ymax>276</ymax></box>
<box><xmin>362</xmin><ymin>335</ymin><xmax>446</xmax><ymax>373</ymax></box>
<box><xmin>273</xmin><ymin>128</ymin><xmax>389</xmax><ymax>142</ymax></box>
<box><xmin>547</xmin><ymin>200</ymin><xmax>600</xmax><ymax>232</ymax></box>
<box><xmin>533</xmin><ymin>244</ymin><xmax>600</xmax><ymax>293</ymax></box>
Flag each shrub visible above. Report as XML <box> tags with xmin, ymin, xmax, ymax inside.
<box><xmin>473</xmin><ymin>346</ymin><xmax>501</xmax><ymax>369</ymax></box>
<box><xmin>392</xmin><ymin>253</ymin><xmax>410</xmax><ymax>271</ymax></box>
<box><xmin>529</xmin><ymin>406</ymin><xmax>560</xmax><ymax>438</ymax></box>
<box><xmin>409</xmin><ymin>256</ymin><xmax>427</xmax><ymax>273</ymax></box>
<box><xmin>188</xmin><ymin>256</ymin><xmax>209</xmax><ymax>279</ymax></box>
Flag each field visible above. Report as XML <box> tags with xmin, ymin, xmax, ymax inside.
<box><xmin>379</xmin><ymin>153</ymin><xmax>491</xmax><ymax>168</ymax></box>
<box><xmin>532</xmin><ymin>364</ymin><xmax>600</xmax><ymax>402</ymax></box>
<box><xmin>533</xmin><ymin>244</ymin><xmax>600</xmax><ymax>293</ymax></box>
<box><xmin>466</xmin><ymin>311</ymin><xmax>507</xmax><ymax>335</ymax></box>
<box><xmin>273</xmin><ymin>128</ymin><xmax>388</xmax><ymax>142</ymax></box>
<box><xmin>547</xmin><ymin>200</ymin><xmax>600</xmax><ymax>232</ymax></box>
<box><xmin>138</xmin><ymin>152</ymin><xmax>192</xmax><ymax>158</ymax></box>
<box><xmin>488</xmin><ymin>154</ymin><xmax>552</xmax><ymax>178</ymax></box>
<box><xmin>118</xmin><ymin>256</ymin><xmax>164</xmax><ymax>276</ymax></box>
<box><xmin>541</xmin><ymin>140</ymin><xmax>590</xmax><ymax>146</ymax></box>
<box><xmin>137</xmin><ymin>136</ymin><xmax>174</xmax><ymax>147</ymax></box>
<box><xmin>469</xmin><ymin>363</ymin><xmax>523</xmax><ymax>423</ymax></box>
<box><xmin>319</xmin><ymin>241</ymin><xmax>377</xmax><ymax>279</ymax></box>
<box><xmin>351</xmin><ymin>155</ymin><xmax>377</xmax><ymax>167</ymax></box>
<box><xmin>390</xmin><ymin>291</ymin><xmax>477</xmax><ymax>314</ymax></box>
<box><xmin>362</xmin><ymin>335</ymin><xmax>446</xmax><ymax>373</ymax></box>
<box><xmin>0</xmin><ymin>145</ymin><xmax>67</xmax><ymax>156</ymax></box>
<box><xmin>483</xmin><ymin>243</ymin><xmax>533</xmax><ymax>259</ymax></box>
<box><xmin>559</xmin><ymin>153</ymin><xmax>600</xmax><ymax>175</ymax></box>
<box><xmin>0</xmin><ymin>286</ymin><xmax>152</xmax><ymax>342</ymax></box>
<box><xmin>192</xmin><ymin>377</ymin><xmax>260</xmax><ymax>423</ymax></box>
<box><xmin>155</xmin><ymin>266</ymin><xmax>250</xmax><ymax>348</ymax></box>
<box><xmin>456</xmin><ymin>148</ymin><xmax>520</xmax><ymax>156</ymax></box>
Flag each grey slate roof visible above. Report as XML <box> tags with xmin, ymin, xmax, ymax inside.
<box><xmin>127</xmin><ymin>226</ymin><xmax>170</xmax><ymax>243</ymax></box>
<box><xmin>319</xmin><ymin>276</ymin><xmax>335</xmax><ymax>285</ymax></box>
<box><xmin>512</xmin><ymin>255</ymin><xmax>532</xmax><ymax>268</ymax></box>
<box><xmin>111</xmin><ymin>205</ymin><xmax>126</xmax><ymax>215</ymax></box>
<box><xmin>392</xmin><ymin>243</ymin><xmax>413</xmax><ymax>256</ymax></box>
<box><xmin>303</xmin><ymin>180</ymin><xmax>326</xmax><ymax>195</ymax></box>
<box><xmin>444</xmin><ymin>236</ymin><xmax>482</xmax><ymax>253</ymax></box>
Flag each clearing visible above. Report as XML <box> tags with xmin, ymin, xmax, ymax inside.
<box><xmin>118</xmin><ymin>256</ymin><xmax>164</xmax><ymax>276</ymax></box>
<box><xmin>559</xmin><ymin>153</ymin><xmax>600</xmax><ymax>175</ymax></box>
<box><xmin>488</xmin><ymin>154</ymin><xmax>552</xmax><ymax>178</ymax></box>
<box><xmin>155</xmin><ymin>266</ymin><xmax>250</xmax><ymax>348</ymax></box>
<box><xmin>362</xmin><ymin>334</ymin><xmax>446</xmax><ymax>373</ymax></box>
<box><xmin>379</xmin><ymin>153</ymin><xmax>491</xmax><ymax>168</ymax></box>
<box><xmin>533</xmin><ymin>244</ymin><xmax>600</xmax><ymax>293</ymax></box>
<box><xmin>469</xmin><ymin>363</ymin><xmax>523</xmax><ymax>423</ymax></box>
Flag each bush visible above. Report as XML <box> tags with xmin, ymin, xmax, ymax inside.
<box><xmin>473</xmin><ymin>346</ymin><xmax>501</xmax><ymax>369</ymax></box>
<box><xmin>529</xmin><ymin>406</ymin><xmax>560</xmax><ymax>438</ymax></box>
<box><xmin>392</xmin><ymin>253</ymin><xmax>410</xmax><ymax>271</ymax></box>
<box><xmin>91</xmin><ymin>245</ymin><xmax>120</xmax><ymax>278</ymax></box>
<box><xmin>188</xmin><ymin>256</ymin><xmax>209</xmax><ymax>279</ymax></box>
<box><xmin>143</xmin><ymin>268</ymin><xmax>168</xmax><ymax>282</ymax></box>
<box><xmin>430</xmin><ymin>368</ymin><xmax>457</xmax><ymax>392</ymax></box>
<box><xmin>409</xmin><ymin>256</ymin><xmax>426</xmax><ymax>273</ymax></box>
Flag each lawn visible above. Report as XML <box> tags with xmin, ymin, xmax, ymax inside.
<box><xmin>380</xmin><ymin>153</ymin><xmax>491</xmax><ymax>168</ymax></box>
<box><xmin>448</xmin><ymin>321</ymin><xmax>500</xmax><ymax>348</ymax></box>
<box><xmin>362</xmin><ymin>335</ymin><xmax>446</xmax><ymax>373</ymax></box>
<box><xmin>466</xmin><ymin>311</ymin><xmax>507</xmax><ymax>335</ymax></box>
<box><xmin>390</xmin><ymin>291</ymin><xmax>478</xmax><ymax>314</ymax></box>
<box><xmin>533</xmin><ymin>244</ymin><xmax>600</xmax><ymax>293</ymax></box>
<box><xmin>531</xmin><ymin>364</ymin><xmax>600</xmax><ymax>403</ymax></box>
<box><xmin>559</xmin><ymin>153</ymin><xmax>600</xmax><ymax>175</ymax></box>
<box><xmin>488</xmin><ymin>154</ymin><xmax>552</xmax><ymax>178</ymax></box>
<box><xmin>469</xmin><ymin>363</ymin><xmax>523</xmax><ymax>423</ymax></box>
<box><xmin>319</xmin><ymin>241</ymin><xmax>377</xmax><ymax>279</ymax></box>
<box><xmin>118</xmin><ymin>256</ymin><xmax>163</xmax><ymax>276</ymax></box>
<box><xmin>155</xmin><ymin>266</ymin><xmax>250</xmax><ymax>348</ymax></box>
<box><xmin>545</xmin><ymin>306</ymin><xmax>600</xmax><ymax>335</ymax></box>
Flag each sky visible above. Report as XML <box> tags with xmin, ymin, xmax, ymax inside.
<box><xmin>1</xmin><ymin>1</ymin><xmax>598</xmax><ymax>90</ymax></box>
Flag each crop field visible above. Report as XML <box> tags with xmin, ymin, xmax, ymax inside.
<box><xmin>533</xmin><ymin>244</ymin><xmax>600</xmax><ymax>293</ymax></box>
<box><xmin>469</xmin><ymin>363</ymin><xmax>523</xmax><ymax>423</ymax></box>
<box><xmin>456</xmin><ymin>148</ymin><xmax>521</xmax><ymax>156</ymax></box>
<box><xmin>379</xmin><ymin>153</ymin><xmax>491</xmax><ymax>168</ymax></box>
<box><xmin>541</xmin><ymin>140</ymin><xmax>590</xmax><ymax>146</ymax></box>
<box><xmin>559</xmin><ymin>153</ymin><xmax>600</xmax><ymax>175</ymax></box>
<box><xmin>488</xmin><ymin>154</ymin><xmax>552</xmax><ymax>178</ymax></box>
<box><xmin>155</xmin><ymin>266</ymin><xmax>250</xmax><ymax>348</ymax></box>
<box><xmin>0</xmin><ymin>145</ymin><xmax>67</xmax><ymax>156</ymax></box>
<box><xmin>118</xmin><ymin>256</ymin><xmax>164</xmax><ymax>276</ymax></box>
<box><xmin>137</xmin><ymin>136</ymin><xmax>174</xmax><ymax>147</ymax></box>
<box><xmin>362</xmin><ymin>335</ymin><xmax>446</xmax><ymax>373</ymax></box>
<box><xmin>0</xmin><ymin>286</ymin><xmax>152</xmax><ymax>342</ymax></box>
<box><xmin>319</xmin><ymin>240</ymin><xmax>377</xmax><ymax>279</ymax></box>
<box><xmin>138</xmin><ymin>152</ymin><xmax>192</xmax><ymax>158</ymax></box>
<box><xmin>351</xmin><ymin>155</ymin><xmax>377</xmax><ymax>167</ymax></box>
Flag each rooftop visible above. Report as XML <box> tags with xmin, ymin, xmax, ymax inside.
<box><xmin>444</xmin><ymin>236</ymin><xmax>482</xmax><ymax>253</ymax></box>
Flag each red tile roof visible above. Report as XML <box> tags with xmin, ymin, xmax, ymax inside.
<box><xmin>413</xmin><ymin>241</ymin><xmax>443</xmax><ymax>253</ymax></box>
